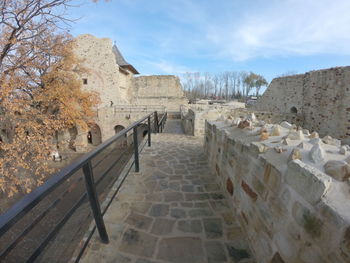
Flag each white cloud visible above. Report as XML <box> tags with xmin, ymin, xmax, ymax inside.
<box><xmin>143</xmin><ymin>60</ymin><xmax>195</xmax><ymax>75</ymax></box>
<box><xmin>206</xmin><ymin>0</ymin><xmax>350</xmax><ymax>60</ymax></box>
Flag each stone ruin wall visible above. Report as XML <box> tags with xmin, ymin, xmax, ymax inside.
<box><xmin>132</xmin><ymin>75</ymin><xmax>188</xmax><ymax>112</ymax></box>
<box><xmin>57</xmin><ymin>35</ymin><xmax>187</xmax><ymax>155</ymax></box>
<box><xmin>181</xmin><ymin>105</ymin><xmax>304</xmax><ymax>137</ymax></box>
<box><xmin>254</xmin><ymin>66</ymin><xmax>350</xmax><ymax>145</ymax></box>
<box><xmin>204</xmin><ymin>114</ymin><xmax>350</xmax><ymax>263</ymax></box>
<box><xmin>74</xmin><ymin>34</ymin><xmax>132</xmax><ymax>107</ymax></box>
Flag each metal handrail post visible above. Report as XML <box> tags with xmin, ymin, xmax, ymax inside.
<box><xmin>147</xmin><ymin>116</ymin><xmax>151</xmax><ymax>147</ymax></box>
<box><xmin>154</xmin><ymin>111</ymin><xmax>159</xmax><ymax>133</ymax></box>
<box><xmin>133</xmin><ymin>126</ymin><xmax>140</xmax><ymax>172</ymax></box>
<box><xmin>82</xmin><ymin>161</ymin><xmax>109</xmax><ymax>244</ymax></box>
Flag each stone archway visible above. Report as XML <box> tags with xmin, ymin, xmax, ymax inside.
<box><xmin>114</xmin><ymin>125</ymin><xmax>127</xmax><ymax>148</ymax></box>
<box><xmin>88</xmin><ymin>123</ymin><xmax>102</xmax><ymax>146</ymax></box>
<box><xmin>68</xmin><ymin>126</ymin><xmax>78</xmax><ymax>151</ymax></box>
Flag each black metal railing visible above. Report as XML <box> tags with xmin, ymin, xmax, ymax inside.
<box><xmin>0</xmin><ymin>111</ymin><xmax>167</xmax><ymax>262</ymax></box>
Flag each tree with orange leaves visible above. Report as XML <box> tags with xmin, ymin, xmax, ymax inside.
<box><xmin>0</xmin><ymin>0</ymin><xmax>99</xmax><ymax>196</ymax></box>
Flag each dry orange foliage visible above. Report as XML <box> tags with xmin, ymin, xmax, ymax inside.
<box><xmin>0</xmin><ymin>0</ymin><xmax>100</xmax><ymax>196</ymax></box>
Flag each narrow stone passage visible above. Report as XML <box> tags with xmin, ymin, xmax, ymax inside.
<box><xmin>80</xmin><ymin>122</ymin><xmax>255</xmax><ymax>263</ymax></box>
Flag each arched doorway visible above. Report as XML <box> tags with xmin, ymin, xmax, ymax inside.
<box><xmin>87</xmin><ymin>123</ymin><xmax>102</xmax><ymax>146</ymax></box>
<box><xmin>68</xmin><ymin>126</ymin><xmax>78</xmax><ymax>151</ymax></box>
<box><xmin>114</xmin><ymin>125</ymin><xmax>127</xmax><ymax>148</ymax></box>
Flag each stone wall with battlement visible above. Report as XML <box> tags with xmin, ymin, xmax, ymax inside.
<box><xmin>132</xmin><ymin>75</ymin><xmax>187</xmax><ymax>112</ymax></box>
<box><xmin>253</xmin><ymin>66</ymin><xmax>350</xmax><ymax>144</ymax></box>
<box><xmin>204</xmin><ymin>114</ymin><xmax>350</xmax><ymax>263</ymax></box>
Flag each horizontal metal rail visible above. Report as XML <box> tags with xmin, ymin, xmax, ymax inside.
<box><xmin>0</xmin><ymin>111</ymin><xmax>167</xmax><ymax>262</ymax></box>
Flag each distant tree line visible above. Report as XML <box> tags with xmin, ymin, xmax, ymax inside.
<box><xmin>181</xmin><ymin>71</ymin><xmax>268</xmax><ymax>101</ymax></box>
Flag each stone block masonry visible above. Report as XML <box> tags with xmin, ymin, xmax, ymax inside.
<box><xmin>181</xmin><ymin>104</ymin><xmax>303</xmax><ymax>137</ymax></box>
<box><xmin>78</xmin><ymin>130</ymin><xmax>256</xmax><ymax>263</ymax></box>
<box><xmin>253</xmin><ymin>66</ymin><xmax>350</xmax><ymax>145</ymax></box>
<box><xmin>204</xmin><ymin>115</ymin><xmax>350</xmax><ymax>263</ymax></box>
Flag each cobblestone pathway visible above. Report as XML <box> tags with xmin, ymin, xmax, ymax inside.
<box><xmin>80</xmin><ymin>122</ymin><xmax>255</xmax><ymax>263</ymax></box>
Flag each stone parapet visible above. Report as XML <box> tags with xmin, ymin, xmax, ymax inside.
<box><xmin>182</xmin><ymin>104</ymin><xmax>303</xmax><ymax>137</ymax></box>
<box><xmin>204</xmin><ymin>114</ymin><xmax>350</xmax><ymax>263</ymax></box>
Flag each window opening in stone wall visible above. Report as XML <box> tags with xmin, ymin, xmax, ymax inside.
<box><xmin>114</xmin><ymin>125</ymin><xmax>127</xmax><ymax>148</ymax></box>
<box><xmin>87</xmin><ymin>123</ymin><xmax>102</xmax><ymax>146</ymax></box>
<box><xmin>290</xmin><ymin>106</ymin><xmax>298</xmax><ymax>114</ymax></box>
<box><xmin>83</xmin><ymin>78</ymin><xmax>88</xmax><ymax>85</ymax></box>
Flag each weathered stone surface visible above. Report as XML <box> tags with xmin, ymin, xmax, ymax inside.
<box><xmin>205</xmin><ymin>241</ymin><xmax>227</xmax><ymax>263</ymax></box>
<box><xmin>194</xmin><ymin>202</ymin><xmax>210</xmax><ymax>208</ymax></box>
<box><xmin>157</xmin><ymin>237</ymin><xmax>205</xmax><ymax>263</ymax></box>
<box><xmin>210</xmin><ymin>200</ymin><xmax>230</xmax><ymax>211</ymax></box>
<box><xmin>324</xmin><ymin>160</ymin><xmax>350</xmax><ymax>181</ymax></box>
<box><xmin>164</xmin><ymin>192</ymin><xmax>184</xmax><ymax>202</ymax></box>
<box><xmin>226</xmin><ymin>227</ymin><xmax>243</xmax><ymax>240</ymax></box>
<box><xmin>125</xmin><ymin>212</ymin><xmax>153</xmax><ymax>230</ymax></box>
<box><xmin>205</xmin><ymin>183</ymin><xmax>221</xmax><ymax>192</ymax></box>
<box><xmin>222</xmin><ymin>212</ymin><xmax>235</xmax><ymax>226</ymax></box>
<box><xmin>135</xmin><ymin>259</ymin><xmax>156</xmax><ymax>263</ymax></box>
<box><xmin>226</xmin><ymin>242</ymin><xmax>251</xmax><ymax>262</ymax></box>
<box><xmin>280</xmin><ymin>121</ymin><xmax>293</xmax><ymax>129</ymax></box>
<box><xmin>270</xmin><ymin>252</ymin><xmax>286</xmax><ymax>263</ymax></box>
<box><xmin>260</xmin><ymin>131</ymin><xmax>269</xmax><ymax>141</ymax></box>
<box><xmin>130</xmin><ymin>202</ymin><xmax>152</xmax><ymax>214</ymax></box>
<box><xmin>241</xmin><ymin>180</ymin><xmax>258</xmax><ymax>201</ymax></box>
<box><xmin>203</xmin><ymin>218</ymin><xmax>223</xmax><ymax>239</ymax></box>
<box><xmin>181</xmin><ymin>184</ymin><xmax>195</xmax><ymax>192</ymax></box>
<box><xmin>226</xmin><ymin>178</ymin><xmax>234</xmax><ymax>195</ymax></box>
<box><xmin>238</xmin><ymin>120</ymin><xmax>250</xmax><ymax>129</ymax></box>
<box><xmin>309</xmin><ymin>131</ymin><xmax>319</xmax><ymax>139</ymax></box>
<box><xmin>80</xmin><ymin>128</ymin><xmax>255</xmax><ymax>263</ymax></box>
<box><xmin>211</xmin><ymin>193</ymin><xmax>225</xmax><ymax>200</ymax></box>
<box><xmin>177</xmin><ymin>219</ymin><xmax>203</xmax><ymax>233</ymax></box>
<box><xmin>303</xmin><ymin>129</ymin><xmax>310</xmax><ymax>136</ymax></box>
<box><xmin>288</xmin><ymin>148</ymin><xmax>302</xmax><ymax>162</ymax></box>
<box><xmin>287</xmin><ymin>130</ymin><xmax>304</xmax><ymax>140</ymax></box>
<box><xmin>282</xmin><ymin>138</ymin><xmax>292</xmax><ymax>145</ymax></box>
<box><xmin>151</xmin><ymin>218</ymin><xmax>175</xmax><ymax>235</ymax></box>
<box><xmin>119</xmin><ymin>229</ymin><xmax>157</xmax><ymax>258</ymax></box>
<box><xmin>286</xmin><ymin>160</ymin><xmax>331</xmax><ymax>205</ymax></box>
<box><xmin>149</xmin><ymin>204</ymin><xmax>169</xmax><ymax>217</ymax></box>
<box><xmin>339</xmin><ymin>146</ymin><xmax>347</xmax><ymax>155</ymax></box>
<box><xmin>322</xmin><ymin>135</ymin><xmax>341</xmax><ymax>147</ymax></box>
<box><xmin>309</xmin><ymin>142</ymin><xmax>325</xmax><ymax>163</ymax></box>
<box><xmin>188</xmin><ymin>208</ymin><xmax>214</xmax><ymax>217</ymax></box>
<box><xmin>170</xmin><ymin>208</ymin><xmax>187</xmax><ymax>218</ymax></box>
<box><xmin>297</xmin><ymin>142</ymin><xmax>306</xmax><ymax>149</ymax></box>
<box><xmin>270</xmin><ymin>125</ymin><xmax>281</xmax><ymax>136</ymax></box>
<box><xmin>274</xmin><ymin>146</ymin><xmax>286</xmax><ymax>153</ymax></box>
<box><xmin>185</xmin><ymin>193</ymin><xmax>210</xmax><ymax>201</ymax></box>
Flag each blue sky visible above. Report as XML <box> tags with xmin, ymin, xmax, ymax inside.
<box><xmin>67</xmin><ymin>0</ymin><xmax>350</xmax><ymax>83</ymax></box>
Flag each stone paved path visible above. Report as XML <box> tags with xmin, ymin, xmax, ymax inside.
<box><xmin>80</xmin><ymin>121</ymin><xmax>255</xmax><ymax>263</ymax></box>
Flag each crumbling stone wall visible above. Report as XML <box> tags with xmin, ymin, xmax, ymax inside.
<box><xmin>181</xmin><ymin>105</ymin><xmax>303</xmax><ymax>137</ymax></box>
<box><xmin>204</xmin><ymin>116</ymin><xmax>350</xmax><ymax>263</ymax></box>
<box><xmin>74</xmin><ymin>34</ymin><xmax>132</xmax><ymax>107</ymax></box>
<box><xmin>132</xmin><ymin>75</ymin><xmax>187</xmax><ymax>112</ymax></box>
<box><xmin>254</xmin><ymin>66</ymin><xmax>350</xmax><ymax>144</ymax></box>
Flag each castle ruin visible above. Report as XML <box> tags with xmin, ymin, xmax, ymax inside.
<box><xmin>253</xmin><ymin>66</ymin><xmax>350</xmax><ymax>145</ymax></box>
